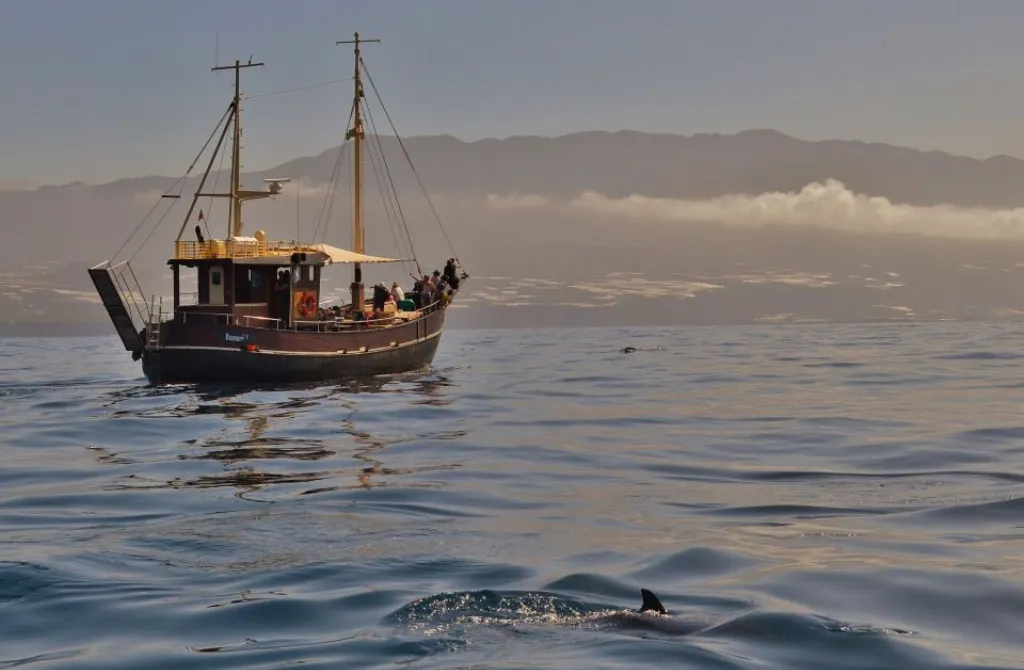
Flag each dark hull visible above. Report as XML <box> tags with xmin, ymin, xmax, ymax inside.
<box><xmin>141</xmin><ymin>332</ymin><xmax>440</xmax><ymax>384</ymax></box>
<box><xmin>141</xmin><ymin>305</ymin><xmax>449</xmax><ymax>385</ymax></box>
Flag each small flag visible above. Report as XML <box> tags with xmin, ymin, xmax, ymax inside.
<box><xmin>198</xmin><ymin>209</ymin><xmax>205</xmax><ymax>221</ymax></box>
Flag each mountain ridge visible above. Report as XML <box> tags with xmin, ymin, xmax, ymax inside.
<box><xmin>7</xmin><ymin>127</ymin><xmax>1024</xmax><ymax>332</ymax></box>
<box><xmin>12</xmin><ymin>128</ymin><xmax>1024</xmax><ymax>206</ymax></box>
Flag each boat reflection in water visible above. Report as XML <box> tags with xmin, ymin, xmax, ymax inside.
<box><xmin>104</xmin><ymin>371</ymin><xmax>464</xmax><ymax>497</ymax></box>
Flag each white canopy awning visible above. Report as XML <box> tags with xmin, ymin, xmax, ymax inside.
<box><xmin>308</xmin><ymin>243</ymin><xmax>402</xmax><ymax>264</ymax></box>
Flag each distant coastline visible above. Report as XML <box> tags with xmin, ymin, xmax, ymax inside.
<box><xmin>7</xmin><ymin>128</ymin><xmax>1024</xmax><ymax>333</ymax></box>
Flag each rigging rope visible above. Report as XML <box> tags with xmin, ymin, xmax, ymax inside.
<box><xmin>110</xmin><ymin>195</ymin><xmax>175</xmax><ymax>265</ymax></box>
<box><xmin>312</xmin><ymin>102</ymin><xmax>355</xmax><ymax>244</ymax></box>
<box><xmin>312</xmin><ymin>143</ymin><xmax>345</xmax><ymax>244</ymax></box>
<box><xmin>363</xmin><ymin>106</ymin><xmax>416</xmax><ymax>275</ymax></box>
<box><xmin>365</xmin><ymin>134</ymin><xmax>407</xmax><ymax>261</ymax></box>
<box><xmin>362</xmin><ymin>98</ymin><xmax>421</xmax><ymax>276</ymax></box>
<box><xmin>243</xmin><ymin>77</ymin><xmax>355</xmax><ymax>100</ymax></box>
<box><xmin>203</xmin><ymin>129</ymin><xmax>228</xmax><ymax>240</ymax></box>
<box><xmin>318</xmin><ymin>147</ymin><xmax>345</xmax><ymax>245</ymax></box>
<box><xmin>359</xmin><ymin>57</ymin><xmax>463</xmax><ymax>269</ymax></box>
<box><xmin>126</xmin><ymin>195</ymin><xmax>181</xmax><ymax>263</ymax></box>
<box><xmin>110</xmin><ymin>103</ymin><xmax>233</xmax><ymax>263</ymax></box>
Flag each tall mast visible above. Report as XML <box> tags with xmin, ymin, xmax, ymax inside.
<box><xmin>212</xmin><ymin>58</ymin><xmax>264</xmax><ymax>237</ymax></box>
<box><xmin>337</xmin><ymin>32</ymin><xmax>379</xmax><ymax>312</ymax></box>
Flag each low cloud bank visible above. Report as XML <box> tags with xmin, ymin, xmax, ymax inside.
<box><xmin>0</xmin><ymin>180</ymin><xmax>35</xmax><ymax>192</ymax></box>
<box><xmin>482</xmin><ymin>179</ymin><xmax>1024</xmax><ymax>240</ymax></box>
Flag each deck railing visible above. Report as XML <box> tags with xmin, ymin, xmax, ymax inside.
<box><xmin>170</xmin><ymin>297</ymin><xmax>446</xmax><ymax>333</ymax></box>
<box><xmin>173</xmin><ymin>239</ymin><xmax>326</xmax><ymax>261</ymax></box>
<box><xmin>106</xmin><ymin>260</ymin><xmax>152</xmax><ymax>327</ymax></box>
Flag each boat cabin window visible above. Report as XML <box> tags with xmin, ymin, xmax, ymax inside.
<box><xmin>232</xmin><ymin>266</ymin><xmax>270</xmax><ymax>305</ymax></box>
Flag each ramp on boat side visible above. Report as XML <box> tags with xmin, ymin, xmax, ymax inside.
<box><xmin>88</xmin><ymin>264</ymin><xmax>144</xmax><ymax>352</ymax></box>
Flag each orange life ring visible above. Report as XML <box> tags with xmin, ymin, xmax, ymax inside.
<box><xmin>298</xmin><ymin>293</ymin><xmax>316</xmax><ymax>317</ymax></box>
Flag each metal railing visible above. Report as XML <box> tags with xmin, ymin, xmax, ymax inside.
<box><xmin>172</xmin><ymin>297</ymin><xmax>445</xmax><ymax>333</ymax></box>
<box><xmin>107</xmin><ymin>260</ymin><xmax>152</xmax><ymax>329</ymax></box>
<box><xmin>173</xmin><ymin>239</ymin><xmax>321</xmax><ymax>261</ymax></box>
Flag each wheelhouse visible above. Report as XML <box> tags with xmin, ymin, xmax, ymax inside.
<box><xmin>171</xmin><ymin>236</ymin><xmax>328</xmax><ymax>331</ymax></box>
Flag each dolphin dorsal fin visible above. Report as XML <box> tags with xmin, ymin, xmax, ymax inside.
<box><xmin>639</xmin><ymin>588</ymin><xmax>667</xmax><ymax>614</ymax></box>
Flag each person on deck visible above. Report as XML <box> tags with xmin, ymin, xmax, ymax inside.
<box><xmin>410</xmin><ymin>276</ymin><xmax>424</xmax><ymax>308</ymax></box>
<box><xmin>420</xmin><ymin>274</ymin><xmax>435</xmax><ymax>307</ymax></box>
<box><xmin>372</xmin><ymin>282</ymin><xmax>389</xmax><ymax>313</ymax></box>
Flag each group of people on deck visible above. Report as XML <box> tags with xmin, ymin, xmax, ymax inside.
<box><xmin>316</xmin><ymin>258</ymin><xmax>464</xmax><ymax>323</ymax></box>
<box><xmin>409</xmin><ymin>257</ymin><xmax>462</xmax><ymax>308</ymax></box>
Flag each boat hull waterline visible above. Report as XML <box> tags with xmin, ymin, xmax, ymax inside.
<box><xmin>141</xmin><ymin>306</ymin><xmax>447</xmax><ymax>384</ymax></box>
<box><xmin>142</xmin><ymin>331</ymin><xmax>442</xmax><ymax>384</ymax></box>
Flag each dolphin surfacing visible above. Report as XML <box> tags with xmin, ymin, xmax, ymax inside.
<box><xmin>639</xmin><ymin>588</ymin><xmax>667</xmax><ymax>614</ymax></box>
<box><xmin>581</xmin><ymin>588</ymin><xmax>707</xmax><ymax>635</ymax></box>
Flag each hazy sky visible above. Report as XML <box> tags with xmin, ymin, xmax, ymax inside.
<box><xmin>4</xmin><ymin>0</ymin><xmax>1024</xmax><ymax>186</ymax></box>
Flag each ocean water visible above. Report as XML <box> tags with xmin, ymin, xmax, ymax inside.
<box><xmin>1</xmin><ymin>322</ymin><xmax>1024</xmax><ymax>669</ymax></box>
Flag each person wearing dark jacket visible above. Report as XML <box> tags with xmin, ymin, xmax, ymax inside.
<box><xmin>372</xmin><ymin>282</ymin><xmax>389</xmax><ymax>312</ymax></box>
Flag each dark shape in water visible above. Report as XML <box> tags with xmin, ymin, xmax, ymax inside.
<box><xmin>582</xmin><ymin>588</ymin><xmax>706</xmax><ymax>636</ymax></box>
<box><xmin>393</xmin><ymin>587</ymin><xmax>691</xmax><ymax>635</ymax></box>
<box><xmin>639</xmin><ymin>587</ymin><xmax>666</xmax><ymax>614</ymax></box>
<box><xmin>392</xmin><ymin>586</ymin><xmax>917</xmax><ymax>643</ymax></box>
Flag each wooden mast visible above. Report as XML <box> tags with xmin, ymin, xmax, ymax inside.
<box><xmin>337</xmin><ymin>32</ymin><xmax>379</xmax><ymax>313</ymax></box>
<box><xmin>211</xmin><ymin>59</ymin><xmax>264</xmax><ymax>237</ymax></box>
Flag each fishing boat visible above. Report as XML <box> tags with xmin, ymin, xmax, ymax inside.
<box><xmin>88</xmin><ymin>34</ymin><xmax>467</xmax><ymax>385</ymax></box>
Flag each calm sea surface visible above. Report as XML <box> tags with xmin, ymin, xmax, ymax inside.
<box><xmin>1</xmin><ymin>323</ymin><xmax>1024</xmax><ymax>669</ymax></box>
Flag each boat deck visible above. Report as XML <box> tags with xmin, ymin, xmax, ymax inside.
<box><xmin>162</xmin><ymin>298</ymin><xmax>445</xmax><ymax>335</ymax></box>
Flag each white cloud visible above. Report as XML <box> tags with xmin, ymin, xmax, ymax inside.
<box><xmin>872</xmin><ymin>305</ymin><xmax>916</xmax><ymax>316</ymax></box>
<box><xmin>484</xmin><ymin>192</ymin><xmax>549</xmax><ymax>210</ymax></box>
<box><xmin>481</xmin><ymin>179</ymin><xmax>1024</xmax><ymax>240</ymax></box>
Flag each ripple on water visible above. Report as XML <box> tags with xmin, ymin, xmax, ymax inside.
<box><xmin>0</xmin><ymin>325</ymin><xmax>1023</xmax><ymax>668</ymax></box>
